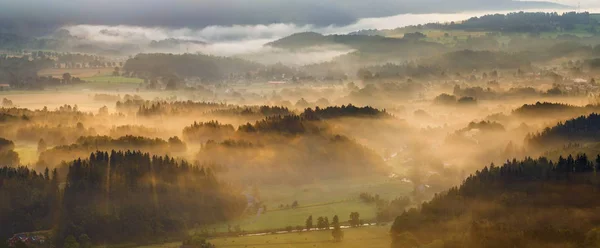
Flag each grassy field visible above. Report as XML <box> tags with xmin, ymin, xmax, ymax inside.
<box><xmin>38</xmin><ymin>68</ymin><xmax>113</xmax><ymax>78</ymax></box>
<box><xmin>206</xmin><ymin>176</ymin><xmax>411</xmax><ymax>233</ymax></box>
<box><xmin>82</xmin><ymin>75</ymin><xmax>143</xmax><ymax>84</ymax></box>
<box><xmin>98</xmin><ymin>176</ymin><xmax>406</xmax><ymax>248</ymax></box>
<box><xmin>51</xmin><ymin>80</ymin><xmax>142</xmax><ymax>91</ymax></box>
<box><xmin>37</xmin><ymin>67</ymin><xmax>143</xmax><ymax>91</ymax></box>
<box><xmin>260</xmin><ymin>176</ymin><xmax>411</xmax><ymax>208</ymax></box>
<box><xmin>210</xmin><ymin>201</ymin><xmax>375</xmax><ymax>233</ymax></box>
<box><xmin>131</xmin><ymin>225</ymin><xmax>392</xmax><ymax>248</ymax></box>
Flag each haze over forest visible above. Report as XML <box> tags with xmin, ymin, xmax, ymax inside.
<box><xmin>4</xmin><ymin>1</ymin><xmax>600</xmax><ymax>248</ymax></box>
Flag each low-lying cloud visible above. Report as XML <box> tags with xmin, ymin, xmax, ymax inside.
<box><xmin>61</xmin><ymin>7</ymin><xmax>592</xmax><ymax>64</ymax></box>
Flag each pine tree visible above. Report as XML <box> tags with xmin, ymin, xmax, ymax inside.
<box><xmin>305</xmin><ymin>215</ymin><xmax>313</xmax><ymax>230</ymax></box>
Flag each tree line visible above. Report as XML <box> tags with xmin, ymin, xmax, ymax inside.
<box><xmin>390</xmin><ymin>154</ymin><xmax>600</xmax><ymax>247</ymax></box>
<box><xmin>2</xmin><ymin>150</ymin><xmax>247</xmax><ymax>247</ymax></box>
<box><xmin>527</xmin><ymin>113</ymin><xmax>600</xmax><ymax>149</ymax></box>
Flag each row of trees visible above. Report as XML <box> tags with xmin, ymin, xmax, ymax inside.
<box><xmin>301</xmin><ymin>104</ymin><xmax>391</xmax><ymax>120</ymax></box>
<box><xmin>305</xmin><ymin>212</ymin><xmax>361</xmax><ymax>230</ymax></box>
<box><xmin>135</xmin><ymin>101</ymin><xmax>229</xmax><ymax>117</ymax></box>
<box><xmin>208</xmin><ymin>106</ymin><xmax>292</xmax><ymax>118</ymax></box>
<box><xmin>305</xmin><ymin>215</ymin><xmax>344</xmax><ymax>241</ymax></box>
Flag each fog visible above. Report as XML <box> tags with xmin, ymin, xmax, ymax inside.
<box><xmin>58</xmin><ymin>7</ymin><xmax>595</xmax><ymax>60</ymax></box>
<box><xmin>4</xmin><ymin>7</ymin><xmax>600</xmax><ymax>248</ymax></box>
<box><xmin>0</xmin><ymin>0</ymin><xmax>569</xmax><ymax>30</ymax></box>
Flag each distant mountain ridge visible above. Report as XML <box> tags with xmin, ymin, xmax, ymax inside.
<box><xmin>0</xmin><ymin>0</ymin><xmax>569</xmax><ymax>33</ymax></box>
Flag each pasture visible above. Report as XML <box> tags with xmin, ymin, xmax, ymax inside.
<box><xmin>207</xmin><ymin>176</ymin><xmax>412</xmax><ymax>233</ymax></box>
<box><xmin>130</xmin><ymin>225</ymin><xmax>392</xmax><ymax>248</ymax></box>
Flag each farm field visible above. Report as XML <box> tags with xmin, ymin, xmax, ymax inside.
<box><xmin>37</xmin><ymin>67</ymin><xmax>143</xmax><ymax>91</ymax></box>
<box><xmin>99</xmin><ymin>176</ymin><xmax>410</xmax><ymax>248</ymax></box>
<box><xmin>207</xmin><ymin>176</ymin><xmax>412</xmax><ymax>233</ymax></box>
<box><xmin>38</xmin><ymin>67</ymin><xmax>113</xmax><ymax>78</ymax></box>
<box><xmin>210</xmin><ymin>201</ymin><xmax>375</xmax><ymax>233</ymax></box>
<box><xmin>129</xmin><ymin>225</ymin><xmax>392</xmax><ymax>248</ymax></box>
<box><xmin>82</xmin><ymin>75</ymin><xmax>143</xmax><ymax>84</ymax></box>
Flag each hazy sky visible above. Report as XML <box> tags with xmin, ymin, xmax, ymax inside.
<box><xmin>551</xmin><ymin>0</ymin><xmax>599</xmax><ymax>7</ymax></box>
<box><xmin>0</xmin><ymin>0</ymin><xmax>578</xmax><ymax>31</ymax></box>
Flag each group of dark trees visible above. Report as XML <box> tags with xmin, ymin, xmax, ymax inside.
<box><xmin>0</xmin><ymin>166</ymin><xmax>59</xmax><ymax>242</ymax></box>
<box><xmin>108</xmin><ymin>125</ymin><xmax>160</xmax><ymax>139</ymax></box>
<box><xmin>267</xmin><ymin>32</ymin><xmax>445</xmax><ymax>58</ymax></box>
<box><xmin>237</xmin><ymin>115</ymin><xmax>313</xmax><ymax>135</ymax></box>
<box><xmin>123</xmin><ymin>53</ymin><xmax>261</xmax><ymax>82</ymax></box>
<box><xmin>390</xmin><ymin>154</ymin><xmax>600</xmax><ymax>247</ymax></box>
<box><xmin>135</xmin><ymin>101</ymin><xmax>229</xmax><ymax>117</ymax></box>
<box><xmin>180</xmin><ymin>235</ymin><xmax>215</xmax><ymax>248</ymax></box>
<box><xmin>513</xmin><ymin>102</ymin><xmax>600</xmax><ymax>120</ymax></box>
<box><xmin>208</xmin><ymin>106</ymin><xmax>292</xmax><ymax>118</ymax></box>
<box><xmin>433</xmin><ymin>93</ymin><xmax>479</xmax><ymax>106</ymax></box>
<box><xmin>183</xmin><ymin>121</ymin><xmax>235</xmax><ymax>143</ymax></box>
<box><xmin>0</xmin><ymin>57</ymin><xmax>53</xmax><ymax>89</ymax></box>
<box><xmin>56</xmin><ymin>53</ymin><xmax>117</xmax><ymax>69</ymax></box>
<box><xmin>354</xmin><ymin>39</ymin><xmax>600</xmax><ymax>82</ymax></box>
<box><xmin>457</xmin><ymin>121</ymin><xmax>506</xmax><ymax>133</ymax></box>
<box><xmin>38</xmin><ymin>135</ymin><xmax>187</xmax><ymax>169</ymax></box>
<box><xmin>348</xmin><ymin>212</ymin><xmax>361</xmax><ymax>227</ymax></box>
<box><xmin>0</xmin><ymin>137</ymin><xmax>19</xmax><ymax>166</ymax></box>
<box><xmin>0</xmin><ymin>151</ymin><xmax>247</xmax><ymax>247</ymax></box>
<box><xmin>1</xmin><ymin>126</ymin><xmax>253</xmax><ymax>247</ymax></box>
<box><xmin>527</xmin><ymin>113</ymin><xmax>600</xmax><ymax>149</ymax></box>
<box><xmin>446</xmin><ymin>12</ymin><xmax>596</xmax><ymax>33</ymax></box>
<box><xmin>305</xmin><ymin>214</ymin><xmax>347</xmax><ymax>235</ymax></box>
<box><xmin>301</xmin><ymin>104</ymin><xmax>391</xmax><ymax>120</ymax></box>
<box><xmin>56</xmin><ymin>151</ymin><xmax>246</xmax><ymax>244</ymax></box>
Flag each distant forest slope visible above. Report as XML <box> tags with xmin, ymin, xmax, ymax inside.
<box><xmin>527</xmin><ymin>113</ymin><xmax>600</xmax><ymax>149</ymax></box>
<box><xmin>266</xmin><ymin>32</ymin><xmax>447</xmax><ymax>57</ymax></box>
<box><xmin>122</xmin><ymin>53</ymin><xmax>262</xmax><ymax>81</ymax></box>
<box><xmin>390</xmin><ymin>155</ymin><xmax>600</xmax><ymax>248</ymax></box>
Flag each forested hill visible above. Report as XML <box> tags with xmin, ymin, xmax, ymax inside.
<box><xmin>527</xmin><ymin>113</ymin><xmax>600</xmax><ymax>148</ymax></box>
<box><xmin>1</xmin><ymin>151</ymin><xmax>247</xmax><ymax>245</ymax></box>
<box><xmin>122</xmin><ymin>53</ymin><xmax>262</xmax><ymax>81</ymax></box>
<box><xmin>414</xmin><ymin>12</ymin><xmax>594</xmax><ymax>33</ymax></box>
<box><xmin>390</xmin><ymin>155</ymin><xmax>600</xmax><ymax>248</ymax></box>
<box><xmin>266</xmin><ymin>32</ymin><xmax>446</xmax><ymax>56</ymax></box>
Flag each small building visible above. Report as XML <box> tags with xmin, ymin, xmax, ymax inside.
<box><xmin>7</xmin><ymin>233</ymin><xmax>46</xmax><ymax>247</ymax></box>
<box><xmin>0</xmin><ymin>84</ymin><xmax>10</xmax><ymax>91</ymax></box>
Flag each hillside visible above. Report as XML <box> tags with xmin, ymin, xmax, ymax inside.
<box><xmin>266</xmin><ymin>32</ymin><xmax>446</xmax><ymax>56</ymax></box>
<box><xmin>122</xmin><ymin>53</ymin><xmax>262</xmax><ymax>80</ymax></box>
<box><xmin>527</xmin><ymin>113</ymin><xmax>600</xmax><ymax>149</ymax></box>
<box><xmin>390</xmin><ymin>155</ymin><xmax>600</xmax><ymax>248</ymax></box>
